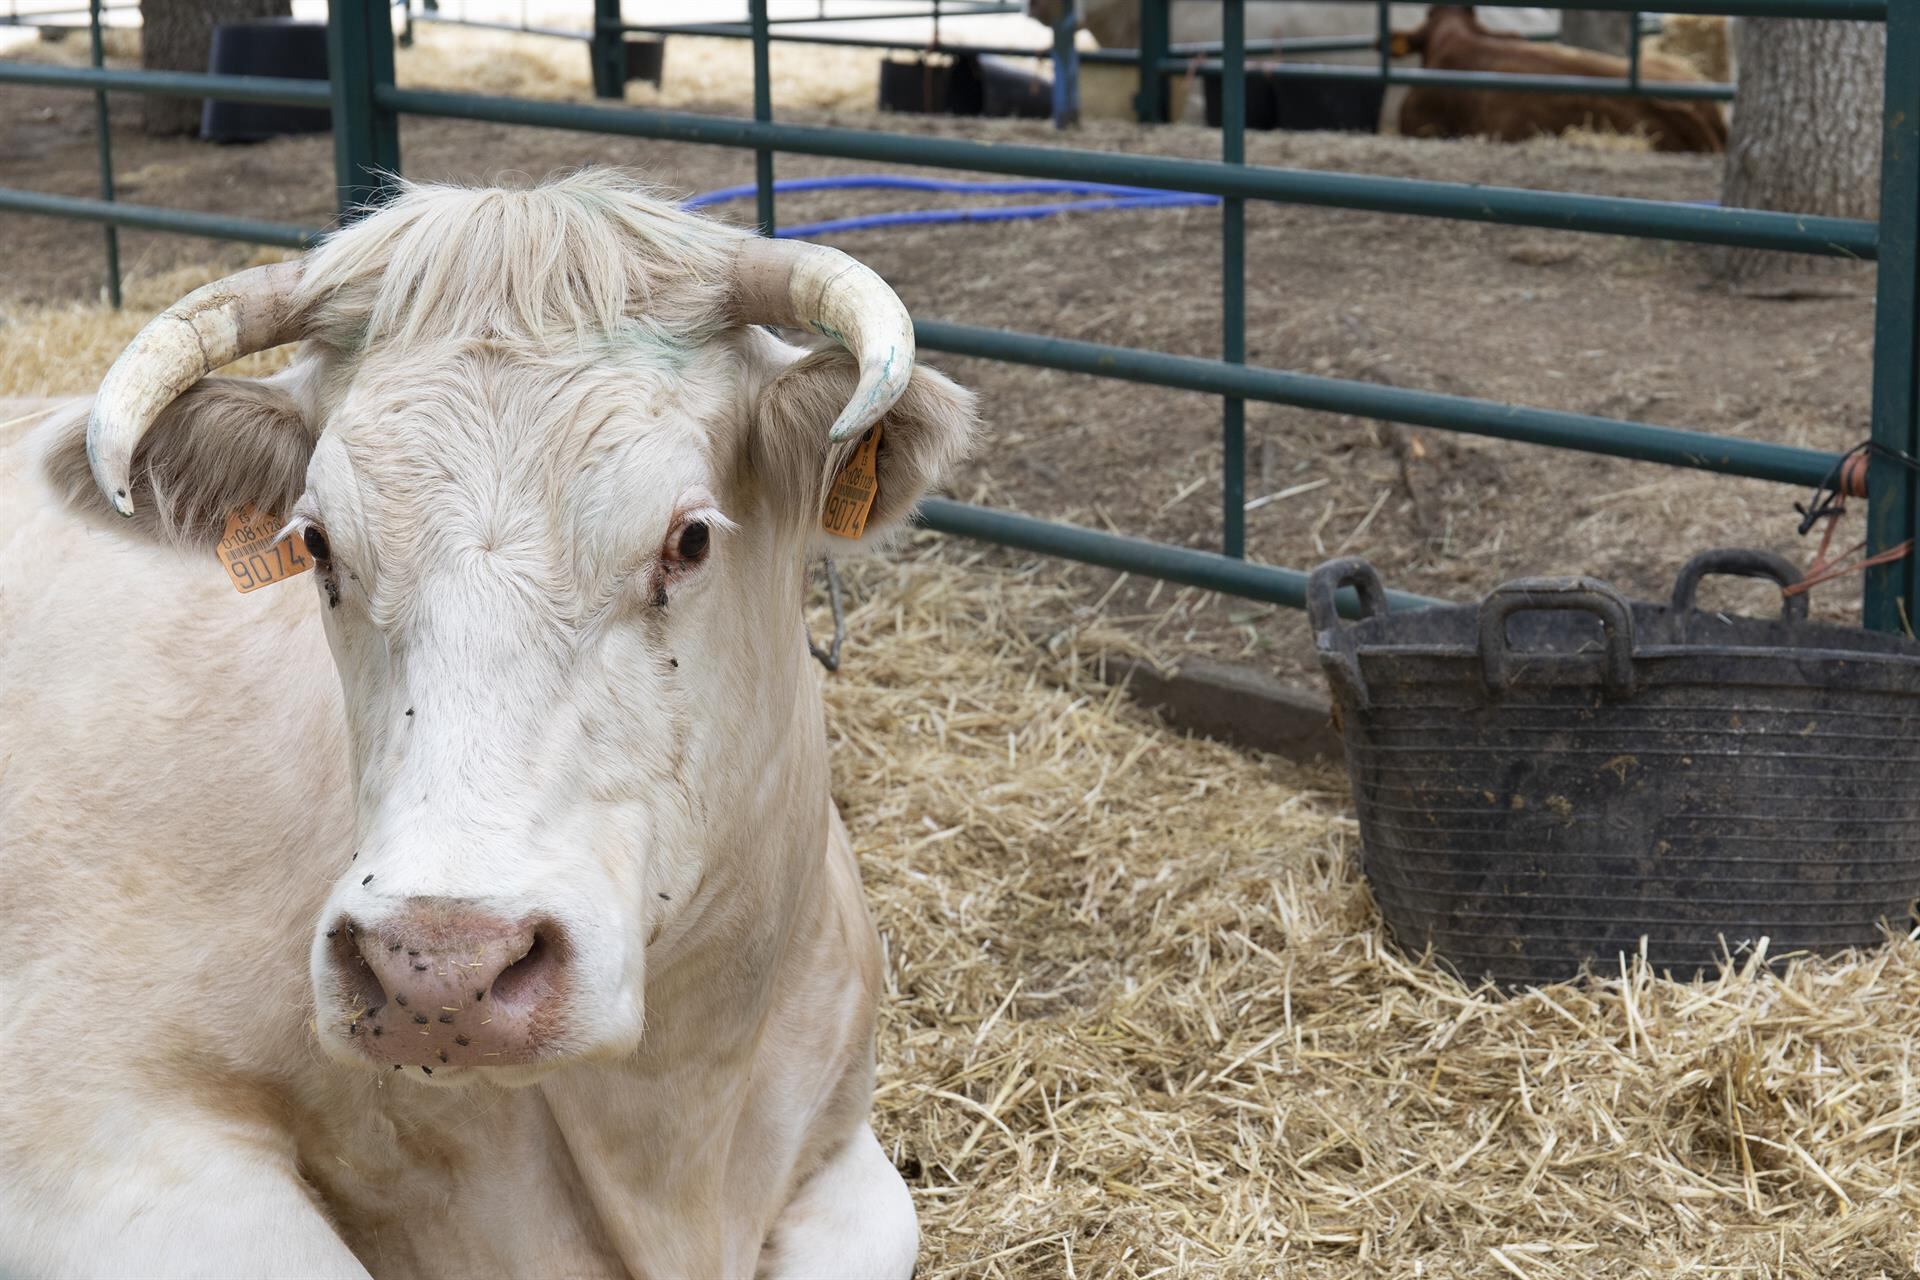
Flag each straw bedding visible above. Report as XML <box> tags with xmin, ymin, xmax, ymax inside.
<box><xmin>7</xmin><ymin>274</ymin><xmax>1920</xmax><ymax>1279</ymax></box>
<box><xmin>831</xmin><ymin>549</ymin><xmax>1920</xmax><ymax>1278</ymax></box>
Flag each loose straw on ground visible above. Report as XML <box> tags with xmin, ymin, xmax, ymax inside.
<box><xmin>6</xmin><ymin>259</ymin><xmax>1917</xmax><ymax>1280</ymax></box>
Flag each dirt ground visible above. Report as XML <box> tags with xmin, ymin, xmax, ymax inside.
<box><xmin>1</xmin><ymin>33</ymin><xmax>1877</xmax><ymax>691</ymax></box>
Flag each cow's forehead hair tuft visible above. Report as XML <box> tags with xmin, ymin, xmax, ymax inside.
<box><xmin>293</xmin><ymin>170</ymin><xmax>751</xmax><ymax>357</ymax></box>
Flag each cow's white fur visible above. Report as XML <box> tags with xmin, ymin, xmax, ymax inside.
<box><xmin>0</xmin><ymin>172</ymin><xmax>974</xmax><ymax>1278</ymax></box>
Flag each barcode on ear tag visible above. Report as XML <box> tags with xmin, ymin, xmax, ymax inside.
<box><xmin>217</xmin><ymin>503</ymin><xmax>312</xmax><ymax>594</ymax></box>
<box><xmin>822</xmin><ymin>424</ymin><xmax>882</xmax><ymax>540</ymax></box>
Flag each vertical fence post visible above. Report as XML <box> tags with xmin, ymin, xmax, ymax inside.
<box><xmin>88</xmin><ymin>0</ymin><xmax>120</xmax><ymax>307</ymax></box>
<box><xmin>1051</xmin><ymin>6</ymin><xmax>1079</xmax><ymax>130</ymax></box>
<box><xmin>1627</xmin><ymin>10</ymin><xmax>1641</xmax><ymax>93</ymax></box>
<box><xmin>328</xmin><ymin>0</ymin><xmax>401</xmax><ymax>219</ymax></box>
<box><xmin>1221</xmin><ymin>0</ymin><xmax>1245</xmax><ymax>558</ymax></box>
<box><xmin>1134</xmin><ymin>0</ymin><xmax>1168</xmax><ymax>124</ymax></box>
<box><xmin>1867</xmin><ymin>2</ymin><xmax>1920</xmax><ymax>633</ymax></box>
<box><xmin>1376</xmin><ymin>0</ymin><xmax>1391</xmax><ymax>91</ymax></box>
<box><xmin>589</xmin><ymin>0</ymin><xmax>622</xmax><ymax>100</ymax></box>
<box><xmin>750</xmin><ymin>0</ymin><xmax>775</xmax><ymax>235</ymax></box>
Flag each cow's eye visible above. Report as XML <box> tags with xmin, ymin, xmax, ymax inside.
<box><xmin>303</xmin><ymin>524</ymin><xmax>332</xmax><ymax>562</ymax></box>
<box><xmin>666</xmin><ymin>518</ymin><xmax>710</xmax><ymax>565</ymax></box>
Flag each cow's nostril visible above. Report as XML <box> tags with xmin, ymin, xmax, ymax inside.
<box><xmin>327</xmin><ymin>918</ymin><xmax>387</xmax><ymax>1020</ymax></box>
<box><xmin>488</xmin><ymin>927</ymin><xmax>563</xmax><ymax>1009</ymax></box>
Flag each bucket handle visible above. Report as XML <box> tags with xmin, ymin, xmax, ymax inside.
<box><xmin>1307</xmin><ymin>558</ymin><xmax>1389</xmax><ymax>712</ymax></box>
<box><xmin>1306</xmin><ymin>557</ymin><xmax>1390</xmax><ymax>634</ymax></box>
<box><xmin>1479</xmin><ymin>578</ymin><xmax>1636</xmax><ymax>700</ymax></box>
<box><xmin>1670</xmin><ymin>548</ymin><xmax>1808</xmax><ymax>624</ymax></box>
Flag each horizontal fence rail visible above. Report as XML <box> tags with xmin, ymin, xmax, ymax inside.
<box><xmin>0</xmin><ymin>61</ymin><xmax>334</xmax><ymax>103</ymax></box>
<box><xmin>374</xmin><ymin>87</ymin><xmax>1877</xmax><ymax>258</ymax></box>
<box><xmin>0</xmin><ymin>0</ymin><xmax>1910</xmax><ymax>628</ymax></box>
<box><xmin>917</xmin><ymin>498</ymin><xmax>1448</xmax><ymax>615</ymax></box>
<box><xmin>0</xmin><ymin>188</ymin><xmax>317</xmax><ymax>245</ymax></box>
<box><xmin>913</xmin><ymin>321</ymin><xmax>1848</xmax><ymax>489</ymax></box>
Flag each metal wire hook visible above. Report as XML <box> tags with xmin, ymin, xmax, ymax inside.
<box><xmin>807</xmin><ymin>557</ymin><xmax>846</xmax><ymax>673</ymax></box>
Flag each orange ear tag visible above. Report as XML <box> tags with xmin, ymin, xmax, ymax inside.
<box><xmin>217</xmin><ymin>502</ymin><xmax>312</xmax><ymax>594</ymax></box>
<box><xmin>822</xmin><ymin>423</ymin><xmax>882</xmax><ymax>540</ymax></box>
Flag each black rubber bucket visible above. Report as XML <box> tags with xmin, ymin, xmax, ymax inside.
<box><xmin>624</xmin><ymin>35</ymin><xmax>665</xmax><ymax>88</ymax></box>
<box><xmin>1204</xmin><ymin>69</ymin><xmax>1384</xmax><ymax>132</ymax></box>
<box><xmin>952</xmin><ymin>54</ymin><xmax>1051</xmax><ymax>119</ymax></box>
<box><xmin>201</xmin><ymin>19</ymin><xmax>330</xmax><ymax>143</ymax></box>
<box><xmin>878</xmin><ymin>57</ymin><xmax>951</xmax><ymax>114</ymax></box>
<box><xmin>1309</xmin><ymin>550</ymin><xmax>1920</xmax><ymax>987</ymax></box>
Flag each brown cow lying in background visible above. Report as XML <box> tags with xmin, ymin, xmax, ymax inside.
<box><xmin>1393</xmin><ymin>6</ymin><xmax>1727</xmax><ymax>153</ymax></box>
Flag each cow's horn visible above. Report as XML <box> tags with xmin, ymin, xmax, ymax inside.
<box><xmin>87</xmin><ymin>261</ymin><xmax>306</xmax><ymax>517</ymax></box>
<box><xmin>730</xmin><ymin>237</ymin><xmax>914</xmax><ymax>444</ymax></box>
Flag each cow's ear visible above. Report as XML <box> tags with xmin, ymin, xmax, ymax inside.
<box><xmin>40</xmin><ymin>375</ymin><xmax>318</xmax><ymax>550</ymax></box>
<box><xmin>752</xmin><ymin>347</ymin><xmax>978</xmax><ymax>553</ymax></box>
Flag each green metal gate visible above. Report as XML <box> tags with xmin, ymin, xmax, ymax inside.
<box><xmin>0</xmin><ymin>0</ymin><xmax>1910</xmax><ymax>624</ymax></box>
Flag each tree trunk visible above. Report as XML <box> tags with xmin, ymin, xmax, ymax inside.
<box><xmin>140</xmin><ymin>0</ymin><xmax>291</xmax><ymax>136</ymax></box>
<box><xmin>1714</xmin><ymin>19</ymin><xmax>1884</xmax><ymax>288</ymax></box>
<box><xmin>1558</xmin><ymin>10</ymin><xmax>1632</xmax><ymax>56</ymax></box>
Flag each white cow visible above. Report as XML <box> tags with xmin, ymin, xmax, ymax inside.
<box><xmin>0</xmin><ymin>171</ymin><xmax>976</xmax><ymax>1278</ymax></box>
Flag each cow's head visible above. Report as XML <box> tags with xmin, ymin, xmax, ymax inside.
<box><xmin>1392</xmin><ymin>6</ymin><xmax>1481</xmax><ymax>58</ymax></box>
<box><xmin>62</xmin><ymin>174</ymin><xmax>975</xmax><ymax>1084</ymax></box>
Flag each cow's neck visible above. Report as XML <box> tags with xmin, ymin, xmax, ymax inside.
<box><xmin>540</xmin><ymin>553</ymin><xmax>849</xmax><ymax>1270</ymax></box>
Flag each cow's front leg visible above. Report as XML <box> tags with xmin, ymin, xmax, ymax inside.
<box><xmin>1</xmin><ymin>1118</ymin><xmax>369</xmax><ymax>1280</ymax></box>
<box><xmin>756</xmin><ymin>1125</ymin><xmax>917</xmax><ymax>1280</ymax></box>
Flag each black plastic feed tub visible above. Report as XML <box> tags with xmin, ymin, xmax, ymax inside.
<box><xmin>1202</xmin><ymin>69</ymin><xmax>1386</xmax><ymax>133</ymax></box>
<box><xmin>201</xmin><ymin>20</ymin><xmax>331</xmax><ymax>142</ymax></box>
<box><xmin>1309</xmin><ymin>550</ymin><xmax>1920</xmax><ymax>988</ymax></box>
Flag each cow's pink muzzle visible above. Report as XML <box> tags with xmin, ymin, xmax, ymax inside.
<box><xmin>325</xmin><ymin>902</ymin><xmax>568</xmax><ymax>1071</ymax></box>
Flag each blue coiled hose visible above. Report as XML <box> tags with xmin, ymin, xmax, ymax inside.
<box><xmin>683</xmin><ymin>174</ymin><xmax>1220</xmax><ymax>239</ymax></box>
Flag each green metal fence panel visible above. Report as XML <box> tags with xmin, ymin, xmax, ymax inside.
<box><xmin>329</xmin><ymin>0</ymin><xmax>401</xmax><ymax>215</ymax></box>
<box><xmin>372</xmin><ymin>87</ymin><xmax>1877</xmax><ymax>258</ymax></box>
<box><xmin>87</xmin><ymin>0</ymin><xmax>118</xmax><ymax>308</ymax></box>
<box><xmin>588</xmin><ymin>0</ymin><xmax>622</xmax><ymax>99</ymax></box>
<box><xmin>1184</xmin><ymin>63</ymin><xmax>1735</xmax><ymax>101</ymax></box>
<box><xmin>1134</xmin><ymin>0</ymin><xmax>1169</xmax><ymax>123</ymax></box>
<box><xmin>1868</xmin><ymin>1</ymin><xmax>1920</xmax><ymax>631</ymax></box>
<box><xmin>0</xmin><ymin>0</ymin><xmax>1904</xmax><ymax>625</ymax></box>
<box><xmin>914</xmin><ymin>320</ymin><xmax>1847</xmax><ymax>489</ymax></box>
<box><xmin>916</xmin><ymin>498</ymin><xmax>1447</xmax><ymax>615</ymax></box>
<box><xmin>1221</xmin><ymin>0</ymin><xmax>1246</xmax><ymax>559</ymax></box>
<box><xmin>0</xmin><ymin>188</ymin><xmax>317</xmax><ymax>246</ymax></box>
<box><xmin>0</xmin><ymin>62</ymin><xmax>334</xmax><ymax>103</ymax></box>
<box><xmin>1473</xmin><ymin>0</ymin><xmax>1879</xmax><ymax>12</ymax></box>
<box><xmin>750</xmin><ymin>0</ymin><xmax>774</xmax><ymax>235</ymax></box>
